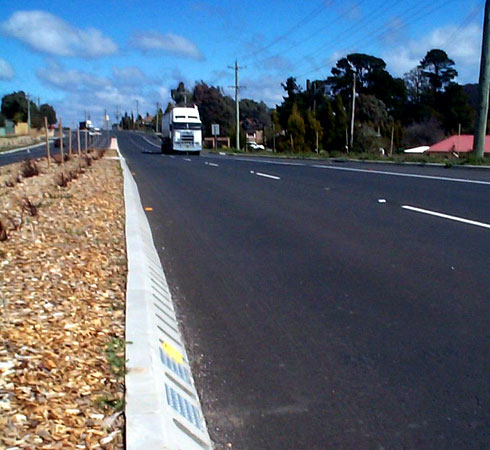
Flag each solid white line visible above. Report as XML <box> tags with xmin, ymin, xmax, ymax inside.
<box><xmin>312</xmin><ymin>164</ymin><xmax>490</xmax><ymax>186</ymax></box>
<box><xmin>0</xmin><ymin>141</ymin><xmax>46</xmax><ymax>155</ymax></box>
<box><xmin>250</xmin><ymin>170</ymin><xmax>280</xmax><ymax>180</ymax></box>
<box><xmin>402</xmin><ymin>205</ymin><xmax>490</xmax><ymax>229</ymax></box>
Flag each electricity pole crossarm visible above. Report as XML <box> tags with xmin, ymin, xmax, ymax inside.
<box><xmin>228</xmin><ymin>60</ymin><xmax>246</xmax><ymax>150</ymax></box>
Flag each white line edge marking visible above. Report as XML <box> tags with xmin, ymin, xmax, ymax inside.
<box><xmin>312</xmin><ymin>164</ymin><xmax>490</xmax><ymax>186</ymax></box>
<box><xmin>402</xmin><ymin>205</ymin><xmax>490</xmax><ymax>229</ymax></box>
<box><xmin>253</xmin><ymin>171</ymin><xmax>280</xmax><ymax>180</ymax></box>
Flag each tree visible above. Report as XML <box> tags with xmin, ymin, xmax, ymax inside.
<box><xmin>317</xmin><ymin>99</ymin><xmax>335</xmax><ymax>149</ymax></box>
<box><xmin>438</xmin><ymin>82</ymin><xmax>474</xmax><ymax>133</ymax></box>
<box><xmin>404</xmin><ymin>66</ymin><xmax>429</xmax><ymax>103</ymax></box>
<box><xmin>305</xmin><ymin>110</ymin><xmax>322</xmax><ymax>152</ymax></box>
<box><xmin>239</xmin><ymin>99</ymin><xmax>271</xmax><ymax>130</ymax></box>
<box><xmin>192</xmin><ymin>81</ymin><xmax>234</xmax><ymax>136</ymax></box>
<box><xmin>277</xmin><ymin>77</ymin><xmax>302</xmax><ymax>129</ymax></box>
<box><xmin>171</xmin><ymin>82</ymin><xmax>192</xmax><ymax>106</ymax></box>
<box><xmin>0</xmin><ymin>113</ymin><xmax>5</xmax><ymax>127</ymax></box>
<box><xmin>356</xmin><ymin>94</ymin><xmax>388</xmax><ymax>129</ymax></box>
<box><xmin>1</xmin><ymin>91</ymin><xmax>28</xmax><ymax>120</ymax></box>
<box><xmin>39</xmin><ymin>103</ymin><xmax>56</xmax><ymax>125</ymax></box>
<box><xmin>332</xmin><ymin>95</ymin><xmax>348</xmax><ymax>151</ymax></box>
<box><xmin>327</xmin><ymin>53</ymin><xmax>387</xmax><ymax>99</ymax></box>
<box><xmin>420</xmin><ymin>49</ymin><xmax>458</xmax><ymax>94</ymax></box>
<box><xmin>287</xmin><ymin>103</ymin><xmax>305</xmax><ymax>152</ymax></box>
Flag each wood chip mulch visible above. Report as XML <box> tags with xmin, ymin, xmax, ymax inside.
<box><xmin>0</xmin><ymin>151</ymin><xmax>126</xmax><ymax>449</ymax></box>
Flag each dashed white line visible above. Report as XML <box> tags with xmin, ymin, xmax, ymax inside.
<box><xmin>250</xmin><ymin>170</ymin><xmax>280</xmax><ymax>180</ymax></box>
<box><xmin>205</xmin><ymin>162</ymin><xmax>219</xmax><ymax>167</ymax></box>
<box><xmin>402</xmin><ymin>205</ymin><xmax>490</xmax><ymax>229</ymax></box>
<box><xmin>184</xmin><ymin>158</ymin><xmax>192</xmax><ymax>162</ymax></box>
<box><xmin>312</xmin><ymin>164</ymin><xmax>490</xmax><ymax>186</ymax></box>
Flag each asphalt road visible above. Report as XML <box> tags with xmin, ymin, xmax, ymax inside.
<box><xmin>0</xmin><ymin>131</ymin><xmax>110</xmax><ymax>167</ymax></box>
<box><xmin>117</xmin><ymin>131</ymin><xmax>490</xmax><ymax>450</ymax></box>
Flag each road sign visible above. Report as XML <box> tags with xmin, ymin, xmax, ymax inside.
<box><xmin>211</xmin><ymin>124</ymin><xmax>220</xmax><ymax>136</ymax></box>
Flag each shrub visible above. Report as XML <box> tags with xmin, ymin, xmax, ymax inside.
<box><xmin>20</xmin><ymin>159</ymin><xmax>39</xmax><ymax>178</ymax></box>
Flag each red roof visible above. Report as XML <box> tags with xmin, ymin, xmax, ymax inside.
<box><xmin>429</xmin><ymin>135</ymin><xmax>490</xmax><ymax>153</ymax></box>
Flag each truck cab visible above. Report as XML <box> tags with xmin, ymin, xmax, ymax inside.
<box><xmin>161</xmin><ymin>106</ymin><xmax>202</xmax><ymax>155</ymax></box>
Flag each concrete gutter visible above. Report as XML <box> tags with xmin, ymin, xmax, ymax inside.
<box><xmin>111</xmin><ymin>138</ymin><xmax>213</xmax><ymax>449</ymax></box>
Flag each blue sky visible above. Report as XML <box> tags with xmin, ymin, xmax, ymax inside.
<box><xmin>0</xmin><ymin>0</ymin><xmax>484</xmax><ymax>127</ymax></box>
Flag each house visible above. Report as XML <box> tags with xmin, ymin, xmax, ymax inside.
<box><xmin>142</xmin><ymin>114</ymin><xmax>154</xmax><ymax>130</ymax></box>
<box><xmin>242</xmin><ymin>118</ymin><xmax>264</xmax><ymax>145</ymax></box>
<box><xmin>428</xmin><ymin>135</ymin><xmax>490</xmax><ymax>155</ymax></box>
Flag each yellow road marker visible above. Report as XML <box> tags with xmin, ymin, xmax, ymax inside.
<box><xmin>162</xmin><ymin>341</ymin><xmax>184</xmax><ymax>364</ymax></box>
<box><xmin>145</xmin><ymin>207</ymin><xmax>153</xmax><ymax>211</ymax></box>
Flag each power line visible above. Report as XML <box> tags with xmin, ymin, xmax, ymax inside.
<box><xmin>294</xmin><ymin>0</ymin><xmax>457</xmax><ymax>79</ymax></box>
<box><xmin>250</xmin><ymin>0</ymin><xmax>370</xmax><ymax>68</ymax></box>
<box><xmin>239</xmin><ymin>0</ymin><xmax>329</xmax><ymax>62</ymax></box>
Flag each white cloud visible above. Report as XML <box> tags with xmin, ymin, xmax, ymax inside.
<box><xmin>37</xmin><ymin>61</ymin><xmax>109</xmax><ymax>91</ymax></box>
<box><xmin>385</xmin><ymin>24</ymin><xmax>481</xmax><ymax>83</ymax></box>
<box><xmin>130</xmin><ymin>31</ymin><xmax>204</xmax><ymax>61</ymax></box>
<box><xmin>112</xmin><ymin>66</ymin><xmax>153</xmax><ymax>86</ymax></box>
<box><xmin>236</xmin><ymin>75</ymin><xmax>284</xmax><ymax>107</ymax></box>
<box><xmin>0</xmin><ymin>10</ymin><xmax>118</xmax><ymax>57</ymax></box>
<box><xmin>0</xmin><ymin>58</ymin><xmax>14</xmax><ymax>80</ymax></box>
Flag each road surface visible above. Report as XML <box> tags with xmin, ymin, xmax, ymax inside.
<box><xmin>118</xmin><ymin>131</ymin><xmax>490</xmax><ymax>449</ymax></box>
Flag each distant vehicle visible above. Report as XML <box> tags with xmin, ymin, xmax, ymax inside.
<box><xmin>161</xmin><ymin>106</ymin><xmax>202</xmax><ymax>155</ymax></box>
<box><xmin>93</xmin><ymin>127</ymin><xmax>100</xmax><ymax>132</ymax></box>
<box><xmin>247</xmin><ymin>142</ymin><xmax>265</xmax><ymax>151</ymax></box>
<box><xmin>79</xmin><ymin>120</ymin><xmax>94</xmax><ymax>131</ymax></box>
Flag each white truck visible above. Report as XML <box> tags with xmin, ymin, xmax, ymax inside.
<box><xmin>161</xmin><ymin>106</ymin><xmax>202</xmax><ymax>155</ymax></box>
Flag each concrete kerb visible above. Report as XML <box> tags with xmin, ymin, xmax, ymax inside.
<box><xmin>110</xmin><ymin>138</ymin><xmax>213</xmax><ymax>449</ymax></box>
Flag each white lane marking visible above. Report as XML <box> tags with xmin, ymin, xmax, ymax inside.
<box><xmin>402</xmin><ymin>205</ymin><xmax>490</xmax><ymax>229</ymax></box>
<box><xmin>219</xmin><ymin>152</ymin><xmax>226</xmax><ymax>156</ymax></box>
<box><xmin>205</xmin><ymin>162</ymin><xmax>219</xmax><ymax>167</ymax></box>
<box><xmin>140</xmin><ymin>135</ymin><xmax>160</xmax><ymax>148</ymax></box>
<box><xmin>184</xmin><ymin>158</ymin><xmax>191</xmax><ymax>162</ymax></box>
<box><xmin>378</xmin><ymin>199</ymin><xmax>387</xmax><ymax>203</ymax></box>
<box><xmin>234</xmin><ymin>157</ymin><xmax>304</xmax><ymax>167</ymax></box>
<box><xmin>312</xmin><ymin>164</ymin><xmax>490</xmax><ymax>186</ymax></box>
<box><xmin>169</xmin><ymin>155</ymin><xmax>175</xmax><ymax>159</ymax></box>
<box><xmin>250</xmin><ymin>170</ymin><xmax>280</xmax><ymax>180</ymax></box>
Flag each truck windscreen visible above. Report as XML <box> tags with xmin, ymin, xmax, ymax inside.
<box><xmin>173</xmin><ymin>123</ymin><xmax>201</xmax><ymax>130</ymax></box>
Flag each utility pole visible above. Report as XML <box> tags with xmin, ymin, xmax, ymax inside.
<box><xmin>349</xmin><ymin>72</ymin><xmax>356</xmax><ymax>150</ymax></box>
<box><xmin>156</xmin><ymin>102</ymin><xmax>160</xmax><ymax>133</ymax></box>
<box><xmin>136</xmin><ymin>100</ymin><xmax>139</xmax><ymax>129</ymax></box>
<box><xmin>473</xmin><ymin>0</ymin><xmax>490</xmax><ymax>158</ymax></box>
<box><xmin>229</xmin><ymin>60</ymin><xmax>245</xmax><ymax>150</ymax></box>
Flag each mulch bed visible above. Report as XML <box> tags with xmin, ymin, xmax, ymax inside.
<box><xmin>0</xmin><ymin>150</ymin><xmax>126</xmax><ymax>449</ymax></box>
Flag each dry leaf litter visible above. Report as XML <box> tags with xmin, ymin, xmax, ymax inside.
<box><xmin>0</xmin><ymin>150</ymin><xmax>126</xmax><ymax>449</ymax></box>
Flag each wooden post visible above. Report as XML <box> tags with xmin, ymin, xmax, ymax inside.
<box><xmin>77</xmin><ymin>127</ymin><xmax>81</xmax><ymax>156</ymax></box>
<box><xmin>84</xmin><ymin>130</ymin><xmax>88</xmax><ymax>155</ymax></box>
<box><xmin>68</xmin><ymin>127</ymin><xmax>72</xmax><ymax>157</ymax></box>
<box><xmin>390</xmin><ymin>126</ymin><xmax>394</xmax><ymax>156</ymax></box>
<box><xmin>44</xmin><ymin>116</ymin><xmax>51</xmax><ymax>167</ymax></box>
<box><xmin>59</xmin><ymin>119</ymin><xmax>64</xmax><ymax>169</ymax></box>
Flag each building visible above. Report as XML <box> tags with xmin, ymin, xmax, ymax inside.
<box><xmin>428</xmin><ymin>135</ymin><xmax>490</xmax><ymax>155</ymax></box>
